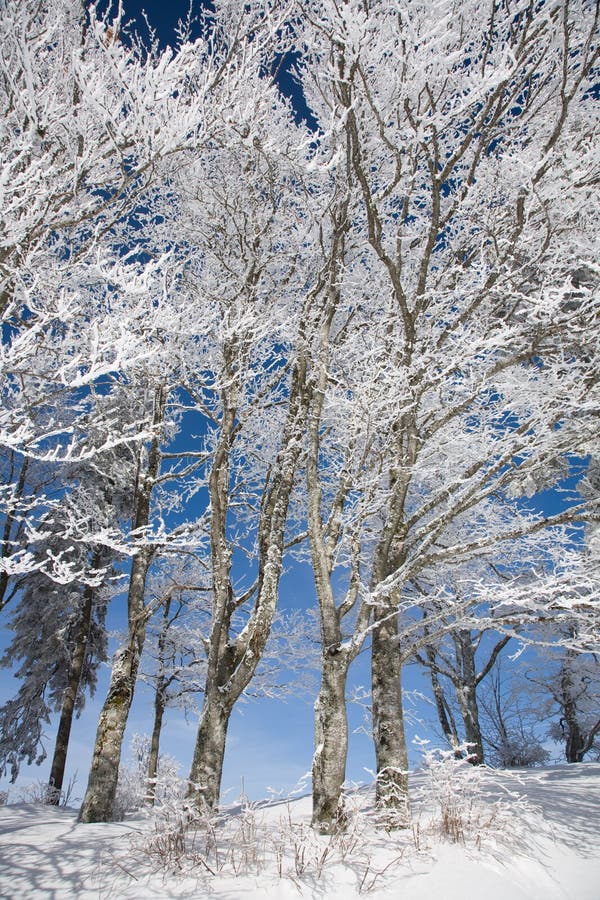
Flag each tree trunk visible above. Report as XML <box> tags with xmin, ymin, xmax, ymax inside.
<box><xmin>47</xmin><ymin>580</ymin><xmax>95</xmax><ymax>803</ymax></box>
<box><xmin>311</xmin><ymin>651</ymin><xmax>349</xmax><ymax>833</ymax></box>
<box><xmin>146</xmin><ymin>681</ymin><xmax>167</xmax><ymax>805</ymax></box>
<box><xmin>371</xmin><ymin>610</ymin><xmax>410</xmax><ymax>827</ymax></box>
<box><xmin>79</xmin><ymin>387</ymin><xmax>164</xmax><ymax>823</ymax></box>
<box><xmin>78</xmin><ymin>635</ymin><xmax>144</xmax><ymax>821</ymax></box>
<box><xmin>187</xmin><ymin>689</ymin><xmax>231</xmax><ymax>813</ymax></box>
<box><xmin>426</xmin><ymin>646</ymin><xmax>462</xmax><ymax>758</ymax></box>
<box><xmin>456</xmin><ymin>684</ymin><xmax>484</xmax><ymax>764</ymax></box>
<box><xmin>453</xmin><ymin>631</ymin><xmax>484</xmax><ymax>764</ymax></box>
<box><xmin>77</xmin><ymin>543</ymin><xmax>153</xmax><ymax>823</ymax></box>
<box><xmin>561</xmin><ymin>658</ymin><xmax>585</xmax><ymax>763</ymax></box>
<box><xmin>145</xmin><ymin>596</ymin><xmax>173</xmax><ymax>804</ymax></box>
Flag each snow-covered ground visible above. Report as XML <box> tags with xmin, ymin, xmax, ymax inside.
<box><xmin>0</xmin><ymin>763</ymin><xmax>598</xmax><ymax>899</ymax></box>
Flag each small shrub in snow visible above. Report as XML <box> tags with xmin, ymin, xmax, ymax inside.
<box><xmin>120</xmin><ymin>762</ymin><xmax>544</xmax><ymax>894</ymax></box>
<box><xmin>15</xmin><ymin>775</ymin><xmax>79</xmax><ymax>808</ymax></box>
<box><xmin>125</xmin><ymin>784</ymin><xmax>378</xmax><ymax>888</ymax></box>
<box><xmin>415</xmin><ymin>744</ymin><xmax>538</xmax><ymax>850</ymax></box>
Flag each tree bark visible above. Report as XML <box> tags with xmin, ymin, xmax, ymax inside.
<box><xmin>453</xmin><ymin>630</ymin><xmax>484</xmax><ymax>764</ymax></box>
<box><xmin>77</xmin><ymin>625</ymin><xmax>145</xmax><ymax>822</ymax></box>
<box><xmin>78</xmin><ymin>545</ymin><xmax>153</xmax><ymax>822</ymax></box>
<box><xmin>78</xmin><ymin>564</ymin><xmax>152</xmax><ymax>822</ymax></box>
<box><xmin>561</xmin><ymin>656</ymin><xmax>586</xmax><ymax>763</ymax></box>
<box><xmin>187</xmin><ymin>686</ymin><xmax>232</xmax><ymax>813</ymax></box>
<box><xmin>371</xmin><ymin>610</ymin><xmax>410</xmax><ymax>827</ymax></box>
<box><xmin>79</xmin><ymin>386</ymin><xmax>164</xmax><ymax>823</ymax></box>
<box><xmin>145</xmin><ymin>596</ymin><xmax>174</xmax><ymax>804</ymax></box>
<box><xmin>47</xmin><ymin>579</ymin><xmax>96</xmax><ymax>803</ymax></box>
<box><xmin>311</xmin><ymin>651</ymin><xmax>350</xmax><ymax>833</ymax></box>
<box><xmin>146</xmin><ymin>681</ymin><xmax>166</xmax><ymax>805</ymax></box>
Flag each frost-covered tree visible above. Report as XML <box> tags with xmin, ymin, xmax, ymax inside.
<box><xmin>135</xmin><ymin>559</ymin><xmax>210</xmax><ymax>804</ymax></box>
<box><xmin>178</xmin><ymin>69</ymin><xmax>321</xmax><ymax>813</ymax></box>
<box><xmin>478</xmin><ymin>658</ymin><xmax>550</xmax><ymax>768</ymax></box>
<box><xmin>291</xmin><ymin>0</ymin><xmax>600</xmax><ymax>825</ymax></box>
<box><xmin>414</xmin><ymin>601</ymin><xmax>512</xmax><ymax>765</ymax></box>
<box><xmin>0</xmin><ymin>383</ymin><xmax>138</xmax><ymax>800</ymax></box>
<box><xmin>4</xmin><ymin>0</ymin><xmax>599</xmax><ymax>834</ymax></box>
<box><xmin>79</xmin><ymin>0</ymin><xmax>320</xmax><ymax>822</ymax></box>
<box><xmin>114</xmin><ymin>733</ymin><xmax>184</xmax><ymax>819</ymax></box>
<box><xmin>526</xmin><ymin>634</ymin><xmax>600</xmax><ymax>763</ymax></box>
<box><xmin>0</xmin><ymin>0</ymin><xmax>216</xmax><ymax>598</ymax></box>
<box><xmin>78</xmin><ymin>378</ymin><xmax>190</xmax><ymax>821</ymax></box>
<box><xmin>139</xmin><ymin>560</ymin><xmax>318</xmax><ymax>805</ymax></box>
<box><xmin>0</xmin><ymin>467</ymin><xmax>126</xmax><ymax>796</ymax></box>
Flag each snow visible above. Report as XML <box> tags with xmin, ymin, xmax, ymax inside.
<box><xmin>0</xmin><ymin>764</ymin><xmax>599</xmax><ymax>899</ymax></box>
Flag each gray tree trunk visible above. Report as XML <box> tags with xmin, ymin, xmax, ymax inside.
<box><xmin>371</xmin><ymin>610</ymin><xmax>410</xmax><ymax>827</ymax></box>
<box><xmin>146</xmin><ymin>680</ymin><xmax>166</xmax><ymax>805</ymax></box>
<box><xmin>78</xmin><ymin>546</ymin><xmax>153</xmax><ymax>822</ymax></box>
<box><xmin>455</xmin><ymin>684</ymin><xmax>484</xmax><ymax>764</ymax></box>
<box><xmin>312</xmin><ymin>651</ymin><xmax>350</xmax><ymax>833</ymax></box>
<box><xmin>560</xmin><ymin>655</ymin><xmax>587</xmax><ymax>763</ymax></box>
<box><xmin>47</xmin><ymin>580</ymin><xmax>95</xmax><ymax>802</ymax></box>
<box><xmin>187</xmin><ymin>686</ymin><xmax>232</xmax><ymax>813</ymax></box>
<box><xmin>145</xmin><ymin>596</ymin><xmax>174</xmax><ymax>804</ymax></box>
<box><xmin>79</xmin><ymin>386</ymin><xmax>165</xmax><ymax>823</ymax></box>
<box><xmin>77</xmin><ymin>625</ymin><xmax>145</xmax><ymax>822</ymax></box>
<box><xmin>452</xmin><ymin>630</ymin><xmax>484</xmax><ymax>764</ymax></box>
<box><xmin>303</xmin><ymin>275</ymin><xmax>370</xmax><ymax>830</ymax></box>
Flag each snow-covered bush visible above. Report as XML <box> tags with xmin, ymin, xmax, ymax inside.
<box><xmin>125</xmin><ymin>780</ymin><xmax>375</xmax><ymax>887</ymax></box>
<box><xmin>15</xmin><ymin>775</ymin><xmax>79</xmax><ymax>808</ymax></box>
<box><xmin>415</xmin><ymin>744</ymin><xmax>537</xmax><ymax>848</ymax></box>
<box><xmin>113</xmin><ymin>734</ymin><xmax>184</xmax><ymax>820</ymax></box>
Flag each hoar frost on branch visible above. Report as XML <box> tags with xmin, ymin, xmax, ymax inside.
<box><xmin>0</xmin><ymin>0</ymin><xmax>598</xmax><ymax>835</ymax></box>
<box><xmin>288</xmin><ymin>0</ymin><xmax>599</xmax><ymax>827</ymax></box>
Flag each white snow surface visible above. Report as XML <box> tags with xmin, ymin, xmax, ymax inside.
<box><xmin>0</xmin><ymin>764</ymin><xmax>599</xmax><ymax>899</ymax></box>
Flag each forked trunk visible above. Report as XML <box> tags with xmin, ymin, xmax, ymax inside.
<box><xmin>186</xmin><ymin>359</ymin><xmax>308</xmax><ymax>815</ymax></box>
<box><xmin>187</xmin><ymin>691</ymin><xmax>231</xmax><ymax>813</ymax></box>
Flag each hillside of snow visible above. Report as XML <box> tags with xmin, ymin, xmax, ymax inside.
<box><xmin>0</xmin><ymin>763</ymin><xmax>599</xmax><ymax>899</ymax></box>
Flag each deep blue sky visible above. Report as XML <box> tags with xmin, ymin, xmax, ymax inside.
<box><xmin>117</xmin><ymin>0</ymin><xmax>206</xmax><ymax>46</ymax></box>
<box><xmin>114</xmin><ymin>0</ymin><xmax>314</xmax><ymax>126</ymax></box>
